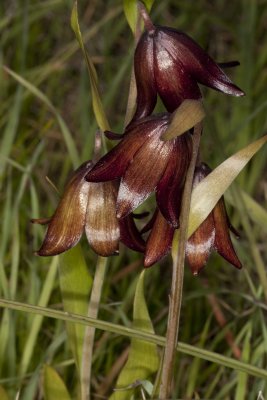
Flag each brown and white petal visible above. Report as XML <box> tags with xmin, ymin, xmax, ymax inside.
<box><xmin>85</xmin><ymin>181</ymin><xmax>120</xmax><ymax>257</ymax></box>
<box><xmin>36</xmin><ymin>161</ymin><xmax>93</xmax><ymax>256</ymax></box>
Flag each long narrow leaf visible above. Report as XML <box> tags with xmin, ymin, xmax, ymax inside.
<box><xmin>188</xmin><ymin>135</ymin><xmax>267</xmax><ymax>237</ymax></box>
<box><xmin>59</xmin><ymin>245</ymin><xmax>92</xmax><ymax>374</ymax></box>
<box><xmin>0</xmin><ymin>298</ymin><xmax>267</xmax><ymax>380</ymax></box>
<box><xmin>110</xmin><ymin>270</ymin><xmax>159</xmax><ymax>399</ymax></box>
<box><xmin>71</xmin><ymin>1</ymin><xmax>110</xmax><ymax>132</ymax></box>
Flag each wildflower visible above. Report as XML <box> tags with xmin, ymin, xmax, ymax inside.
<box><xmin>186</xmin><ymin>163</ymin><xmax>242</xmax><ymax>274</ymax></box>
<box><xmin>133</xmin><ymin>4</ymin><xmax>244</xmax><ymax>121</ymax></box>
<box><xmin>85</xmin><ymin>113</ymin><xmax>192</xmax><ymax>227</ymax></box>
<box><xmin>32</xmin><ymin>161</ymin><xmax>144</xmax><ymax>257</ymax></box>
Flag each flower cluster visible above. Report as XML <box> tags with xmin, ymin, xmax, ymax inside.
<box><xmin>34</xmin><ymin>5</ymin><xmax>244</xmax><ymax>274</ymax></box>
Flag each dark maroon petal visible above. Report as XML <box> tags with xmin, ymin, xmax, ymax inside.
<box><xmin>86</xmin><ymin>116</ymin><xmax>169</xmax><ymax>183</ymax></box>
<box><xmin>104</xmin><ymin>131</ymin><xmax>122</xmax><ymax>140</ymax></box>
<box><xmin>156</xmin><ymin>133</ymin><xmax>192</xmax><ymax>227</ymax></box>
<box><xmin>144</xmin><ymin>211</ymin><xmax>174</xmax><ymax>267</ymax></box>
<box><xmin>218</xmin><ymin>61</ymin><xmax>240</xmax><ymax>69</ymax></box>
<box><xmin>186</xmin><ymin>213</ymin><xmax>215</xmax><ymax>275</ymax></box>
<box><xmin>117</xmin><ymin>127</ymin><xmax>174</xmax><ymax>218</ymax></box>
<box><xmin>160</xmin><ymin>28</ymin><xmax>244</xmax><ymax>97</ymax></box>
<box><xmin>213</xmin><ymin>198</ymin><xmax>242</xmax><ymax>269</ymax></box>
<box><xmin>133</xmin><ymin>32</ymin><xmax>157</xmax><ymax>121</ymax></box>
<box><xmin>140</xmin><ymin>209</ymin><xmax>158</xmax><ymax>234</ymax></box>
<box><xmin>119</xmin><ymin>215</ymin><xmax>145</xmax><ymax>253</ymax></box>
<box><xmin>154</xmin><ymin>31</ymin><xmax>201</xmax><ymax>111</ymax></box>
<box><xmin>37</xmin><ymin>161</ymin><xmax>93</xmax><ymax>256</ymax></box>
<box><xmin>85</xmin><ymin>181</ymin><xmax>120</xmax><ymax>256</ymax></box>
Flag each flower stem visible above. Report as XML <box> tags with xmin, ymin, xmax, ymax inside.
<box><xmin>81</xmin><ymin>256</ymin><xmax>107</xmax><ymax>400</ymax></box>
<box><xmin>159</xmin><ymin>124</ymin><xmax>202</xmax><ymax>399</ymax></box>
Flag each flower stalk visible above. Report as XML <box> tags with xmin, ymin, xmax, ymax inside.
<box><xmin>159</xmin><ymin>123</ymin><xmax>202</xmax><ymax>399</ymax></box>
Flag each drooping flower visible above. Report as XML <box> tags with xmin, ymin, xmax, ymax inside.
<box><xmin>143</xmin><ymin>163</ymin><xmax>242</xmax><ymax>272</ymax></box>
<box><xmin>32</xmin><ymin>161</ymin><xmax>145</xmax><ymax>257</ymax></box>
<box><xmin>185</xmin><ymin>163</ymin><xmax>242</xmax><ymax>274</ymax></box>
<box><xmin>133</xmin><ymin>4</ymin><xmax>244</xmax><ymax>121</ymax></box>
<box><xmin>85</xmin><ymin>113</ymin><xmax>192</xmax><ymax>228</ymax></box>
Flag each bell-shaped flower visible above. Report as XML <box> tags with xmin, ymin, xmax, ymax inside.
<box><xmin>186</xmin><ymin>163</ymin><xmax>242</xmax><ymax>274</ymax></box>
<box><xmin>32</xmin><ymin>161</ymin><xmax>144</xmax><ymax>257</ymax></box>
<box><xmin>85</xmin><ymin>113</ymin><xmax>192</xmax><ymax>228</ymax></box>
<box><xmin>133</xmin><ymin>5</ymin><xmax>244</xmax><ymax>121</ymax></box>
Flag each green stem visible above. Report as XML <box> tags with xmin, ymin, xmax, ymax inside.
<box><xmin>0</xmin><ymin>298</ymin><xmax>266</xmax><ymax>380</ymax></box>
<box><xmin>159</xmin><ymin>124</ymin><xmax>202</xmax><ymax>399</ymax></box>
<box><xmin>81</xmin><ymin>256</ymin><xmax>107</xmax><ymax>400</ymax></box>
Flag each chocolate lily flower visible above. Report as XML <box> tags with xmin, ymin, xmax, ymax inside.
<box><xmin>32</xmin><ymin>161</ymin><xmax>144</xmax><ymax>257</ymax></box>
<box><xmin>85</xmin><ymin>113</ymin><xmax>192</xmax><ymax>227</ymax></box>
<box><xmin>186</xmin><ymin>163</ymin><xmax>242</xmax><ymax>275</ymax></box>
<box><xmin>133</xmin><ymin>5</ymin><xmax>244</xmax><ymax>120</ymax></box>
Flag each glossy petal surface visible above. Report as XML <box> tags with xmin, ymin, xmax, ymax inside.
<box><xmin>117</xmin><ymin>125</ymin><xmax>173</xmax><ymax>218</ymax></box>
<box><xmin>156</xmin><ymin>133</ymin><xmax>192</xmax><ymax>226</ymax></box>
<box><xmin>85</xmin><ymin>181</ymin><xmax>120</xmax><ymax>256</ymax></box>
<box><xmin>133</xmin><ymin>32</ymin><xmax>157</xmax><ymax>121</ymax></box>
<box><xmin>37</xmin><ymin>162</ymin><xmax>93</xmax><ymax>256</ymax></box>
<box><xmin>161</xmin><ymin>27</ymin><xmax>244</xmax><ymax>97</ymax></box>
<box><xmin>213</xmin><ymin>198</ymin><xmax>242</xmax><ymax>269</ymax></box>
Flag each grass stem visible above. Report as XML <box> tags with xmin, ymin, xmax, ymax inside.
<box><xmin>159</xmin><ymin>124</ymin><xmax>202</xmax><ymax>399</ymax></box>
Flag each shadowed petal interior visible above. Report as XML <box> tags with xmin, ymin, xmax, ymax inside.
<box><xmin>144</xmin><ymin>210</ymin><xmax>174</xmax><ymax>267</ymax></box>
<box><xmin>37</xmin><ymin>161</ymin><xmax>93</xmax><ymax>256</ymax></box>
<box><xmin>85</xmin><ymin>181</ymin><xmax>120</xmax><ymax>256</ymax></box>
<box><xmin>156</xmin><ymin>133</ymin><xmax>192</xmax><ymax>226</ymax></box>
<box><xmin>119</xmin><ymin>215</ymin><xmax>146</xmax><ymax>253</ymax></box>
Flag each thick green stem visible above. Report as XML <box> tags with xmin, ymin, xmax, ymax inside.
<box><xmin>81</xmin><ymin>256</ymin><xmax>107</xmax><ymax>400</ymax></box>
<box><xmin>159</xmin><ymin>124</ymin><xmax>202</xmax><ymax>399</ymax></box>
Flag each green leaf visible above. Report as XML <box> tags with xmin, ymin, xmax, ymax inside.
<box><xmin>234</xmin><ymin>324</ymin><xmax>252</xmax><ymax>400</ymax></box>
<box><xmin>123</xmin><ymin>0</ymin><xmax>155</xmax><ymax>33</ymax></box>
<box><xmin>43</xmin><ymin>365</ymin><xmax>71</xmax><ymax>400</ymax></box>
<box><xmin>110</xmin><ymin>270</ymin><xmax>159</xmax><ymax>400</ymax></box>
<box><xmin>188</xmin><ymin>134</ymin><xmax>267</xmax><ymax>237</ymax></box>
<box><xmin>71</xmin><ymin>1</ymin><xmax>110</xmax><ymax>132</ymax></box>
<box><xmin>161</xmin><ymin>100</ymin><xmax>205</xmax><ymax>141</ymax></box>
<box><xmin>59</xmin><ymin>245</ymin><xmax>92</xmax><ymax>374</ymax></box>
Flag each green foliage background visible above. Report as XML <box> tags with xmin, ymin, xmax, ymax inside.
<box><xmin>0</xmin><ymin>0</ymin><xmax>267</xmax><ymax>398</ymax></box>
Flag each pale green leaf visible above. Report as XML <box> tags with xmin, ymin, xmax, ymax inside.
<box><xmin>161</xmin><ymin>100</ymin><xmax>205</xmax><ymax>141</ymax></box>
<box><xmin>188</xmin><ymin>134</ymin><xmax>267</xmax><ymax>237</ymax></box>
<box><xmin>59</xmin><ymin>245</ymin><xmax>92</xmax><ymax>374</ymax></box>
<box><xmin>110</xmin><ymin>270</ymin><xmax>159</xmax><ymax>400</ymax></box>
<box><xmin>71</xmin><ymin>1</ymin><xmax>110</xmax><ymax>132</ymax></box>
<box><xmin>123</xmin><ymin>0</ymin><xmax>155</xmax><ymax>33</ymax></box>
<box><xmin>43</xmin><ymin>365</ymin><xmax>71</xmax><ymax>400</ymax></box>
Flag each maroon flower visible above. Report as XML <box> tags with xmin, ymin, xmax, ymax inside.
<box><xmin>133</xmin><ymin>6</ymin><xmax>244</xmax><ymax>121</ymax></box>
<box><xmin>32</xmin><ymin>161</ymin><xmax>144</xmax><ymax>257</ymax></box>
<box><xmin>85</xmin><ymin>113</ymin><xmax>192</xmax><ymax>228</ymax></box>
<box><xmin>185</xmin><ymin>163</ymin><xmax>242</xmax><ymax>274</ymax></box>
<box><xmin>143</xmin><ymin>163</ymin><xmax>242</xmax><ymax>272</ymax></box>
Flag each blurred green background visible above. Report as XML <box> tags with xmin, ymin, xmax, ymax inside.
<box><xmin>0</xmin><ymin>0</ymin><xmax>267</xmax><ymax>399</ymax></box>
